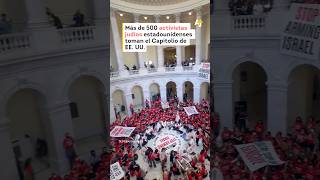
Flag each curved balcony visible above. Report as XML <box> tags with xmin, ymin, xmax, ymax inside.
<box><xmin>0</xmin><ymin>33</ymin><xmax>31</xmax><ymax>53</ymax></box>
<box><xmin>0</xmin><ymin>24</ymin><xmax>107</xmax><ymax>62</ymax></box>
<box><xmin>232</xmin><ymin>14</ymin><xmax>266</xmax><ymax>31</ymax></box>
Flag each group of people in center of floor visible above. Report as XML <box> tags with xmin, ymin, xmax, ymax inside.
<box><xmin>110</xmin><ymin>98</ymin><xmax>210</xmax><ymax>180</ymax></box>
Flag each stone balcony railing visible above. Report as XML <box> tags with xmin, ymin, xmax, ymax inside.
<box><xmin>0</xmin><ymin>32</ymin><xmax>31</xmax><ymax>53</ymax></box>
<box><xmin>58</xmin><ymin>26</ymin><xmax>95</xmax><ymax>44</ymax></box>
<box><xmin>0</xmin><ymin>24</ymin><xmax>107</xmax><ymax>61</ymax></box>
<box><xmin>147</xmin><ymin>68</ymin><xmax>157</xmax><ymax>73</ymax></box>
<box><xmin>129</xmin><ymin>70</ymin><xmax>139</xmax><ymax>75</ymax></box>
<box><xmin>110</xmin><ymin>65</ymin><xmax>203</xmax><ymax>81</ymax></box>
<box><xmin>232</xmin><ymin>14</ymin><xmax>266</xmax><ymax>31</ymax></box>
<box><xmin>165</xmin><ymin>67</ymin><xmax>176</xmax><ymax>72</ymax></box>
<box><xmin>183</xmin><ymin>66</ymin><xmax>193</xmax><ymax>71</ymax></box>
<box><xmin>110</xmin><ymin>71</ymin><xmax>120</xmax><ymax>77</ymax></box>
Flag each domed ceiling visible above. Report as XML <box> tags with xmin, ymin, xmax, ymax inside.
<box><xmin>120</xmin><ymin>0</ymin><xmax>189</xmax><ymax>6</ymax></box>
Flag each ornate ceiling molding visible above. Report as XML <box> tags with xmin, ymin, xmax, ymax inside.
<box><xmin>111</xmin><ymin>0</ymin><xmax>209</xmax><ymax>15</ymax></box>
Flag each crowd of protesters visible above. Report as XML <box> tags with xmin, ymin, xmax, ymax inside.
<box><xmin>110</xmin><ymin>97</ymin><xmax>210</xmax><ymax>180</ymax></box>
<box><xmin>212</xmin><ymin>113</ymin><xmax>320</xmax><ymax>179</ymax></box>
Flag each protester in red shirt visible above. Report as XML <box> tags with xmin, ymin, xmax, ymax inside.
<box><xmin>63</xmin><ymin>133</ymin><xmax>77</xmax><ymax>169</ymax></box>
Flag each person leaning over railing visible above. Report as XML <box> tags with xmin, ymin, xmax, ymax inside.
<box><xmin>0</xmin><ymin>13</ymin><xmax>12</xmax><ymax>35</ymax></box>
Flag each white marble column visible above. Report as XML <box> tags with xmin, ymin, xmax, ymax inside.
<box><xmin>175</xmin><ymin>13</ymin><xmax>183</xmax><ymax>70</ymax></box>
<box><xmin>195</xmin><ymin>8</ymin><xmax>202</xmax><ymax>65</ymax></box>
<box><xmin>92</xmin><ymin>0</ymin><xmax>108</xmax><ymax>45</ymax></box>
<box><xmin>0</xmin><ymin>122</ymin><xmax>19</xmax><ymax>180</ymax></box>
<box><xmin>143</xmin><ymin>88</ymin><xmax>150</xmax><ymax>102</ymax></box>
<box><xmin>110</xmin><ymin>9</ymin><xmax>127</xmax><ymax>76</ymax></box>
<box><xmin>155</xmin><ymin>15</ymin><xmax>164</xmax><ymax>71</ymax></box>
<box><xmin>267</xmin><ymin>81</ymin><xmax>288</xmax><ymax>135</ymax></box>
<box><xmin>109</xmin><ymin>97</ymin><xmax>116</xmax><ymax>123</ymax></box>
<box><xmin>272</xmin><ymin>0</ymin><xmax>290</xmax><ymax>10</ymax></box>
<box><xmin>24</xmin><ymin>0</ymin><xmax>50</xmax><ymax>29</ymax></box>
<box><xmin>134</xmin><ymin>14</ymin><xmax>147</xmax><ymax>72</ymax></box>
<box><xmin>93</xmin><ymin>0</ymin><xmax>107</xmax><ymax>25</ymax></box>
<box><xmin>125</xmin><ymin>90</ymin><xmax>133</xmax><ymax>115</ymax></box>
<box><xmin>193</xmin><ymin>87</ymin><xmax>200</xmax><ymax>103</ymax></box>
<box><xmin>24</xmin><ymin>0</ymin><xmax>60</xmax><ymax>51</ymax></box>
<box><xmin>160</xmin><ymin>87</ymin><xmax>167</xmax><ymax>102</ymax></box>
<box><xmin>177</xmin><ymin>84</ymin><xmax>183</xmax><ymax>102</ymax></box>
<box><xmin>213</xmin><ymin>0</ymin><xmax>230</xmax><ymax>13</ymax></box>
<box><xmin>214</xmin><ymin>81</ymin><xmax>233</xmax><ymax>129</ymax></box>
<box><xmin>47</xmin><ymin>101</ymin><xmax>75</xmax><ymax>175</ymax></box>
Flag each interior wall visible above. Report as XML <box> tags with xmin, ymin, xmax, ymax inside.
<box><xmin>1</xmin><ymin>0</ymin><xmax>27</xmax><ymax>32</ymax></box>
<box><xmin>44</xmin><ymin>0</ymin><xmax>93</xmax><ymax>25</ymax></box>
<box><xmin>200</xmin><ymin>82</ymin><xmax>209</xmax><ymax>101</ymax></box>
<box><xmin>145</xmin><ymin>46</ymin><xmax>157</xmax><ymax>66</ymax></box>
<box><xmin>116</xmin><ymin>14</ymin><xmax>138</xmax><ymax>68</ymax></box>
<box><xmin>110</xmin><ymin>31</ymin><xmax>118</xmax><ymax>71</ymax></box>
<box><xmin>7</xmin><ymin>89</ymin><xmax>46</xmax><ymax>141</ymax></box>
<box><xmin>132</xmin><ymin>86</ymin><xmax>143</xmax><ymax>107</ymax></box>
<box><xmin>185</xmin><ymin>45</ymin><xmax>195</xmax><ymax>61</ymax></box>
<box><xmin>69</xmin><ymin>76</ymin><xmax>105</xmax><ymax>140</ymax></box>
<box><xmin>150</xmin><ymin>84</ymin><xmax>160</xmax><ymax>97</ymax></box>
<box><xmin>164</xmin><ymin>47</ymin><xmax>176</xmax><ymax>65</ymax></box>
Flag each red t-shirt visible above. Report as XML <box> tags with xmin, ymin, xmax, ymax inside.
<box><xmin>63</xmin><ymin>137</ymin><xmax>74</xmax><ymax>150</ymax></box>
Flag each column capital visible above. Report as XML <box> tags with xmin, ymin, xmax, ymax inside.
<box><xmin>175</xmin><ymin>13</ymin><xmax>181</xmax><ymax>22</ymax></box>
<box><xmin>133</xmin><ymin>13</ymin><xmax>140</xmax><ymax>22</ymax></box>
<box><xmin>110</xmin><ymin>8</ymin><xmax>117</xmax><ymax>17</ymax></box>
<box><xmin>155</xmin><ymin>15</ymin><xmax>161</xmax><ymax>22</ymax></box>
<box><xmin>195</xmin><ymin>7</ymin><xmax>202</xmax><ymax>17</ymax></box>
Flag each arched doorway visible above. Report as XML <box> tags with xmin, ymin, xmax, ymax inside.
<box><xmin>232</xmin><ymin>62</ymin><xmax>267</xmax><ymax>130</ymax></box>
<box><xmin>131</xmin><ymin>86</ymin><xmax>144</xmax><ymax>111</ymax></box>
<box><xmin>68</xmin><ymin>75</ymin><xmax>106</xmax><ymax>154</ymax></box>
<box><xmin>200</xmin><ymin>82</ymin><xmax>210</xmax><ymax>101</ymax></box>
<box><xmin>149</xmin><ymin>83</ymin><xmax>160</xmax><ymax>101</ymax></box>
<box><xmin>6</xmin><ymin>89</ymin><xmax>51</xmax><ymax>179</ymax></box>
<box><xmin>111</xmin><ymin>89</ymin><xmax>126</xmax><ymax>114</ymax></box>
<box><xmin>287</xmin><ymin>65</ymin><xmax>320</xmax><ymax>131</ymax></box>
<box><xmin>183</xmin><ymin>81</ymin><xmax>194</xmax><ymax>101</ymax></box>
<box><xmin>166</xmin><ymin>81</ymin><xmax>177</xmax><ymax>101</ymax></box>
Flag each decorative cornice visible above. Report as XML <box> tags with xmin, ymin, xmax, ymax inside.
<box><xmin>111</xmin><ymin>0</ymin><xmax>208</xmax><ymax>15</ymax></box>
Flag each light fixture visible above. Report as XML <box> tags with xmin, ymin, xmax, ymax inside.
<box><xmin>166</xmin><ymin>16</ymin><xmax>170</xmax><ymax>19</ymax></box>
<box><xmin>188</xmin><ymin>12</ymin><xmax>192</xmax><ymax>15</ymax></box>
<box><xmin>144</xmin><ymin>16</ymin><xmax>148</xmax><ymax>20</ymax></box>
<box><xmin>119</xmin><ymin>13</ymin><xmax>123</xmax><ymax>17</ymax></box>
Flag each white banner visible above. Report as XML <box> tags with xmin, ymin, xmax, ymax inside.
<box><xmin>161</xmin><ymin>101</ymin><xmax>170</xmax><ymax>109</ymax></box>
<box><xmin>175</xmin><ymin>111</ymin><xmax>180</xmax><ymax>122</ymax></box>
<box><xmin>183</xmin><ymin>106</ymin><xmax>199</xmax><ymax>116</ymax></box>
<box><xmin>110</xmin><ymin>162</ymin><xmax>125</xmax><ymax>180</ymax></box>
<box><xmin>110</xmin><ymin>126</ymin><xmax>136</xmax><ymax>138</ymax></box>
<box><xmin>281</xmin><ymin>3</ymin><xmax>320</xmax><ymax>60</ymax></box>
<box><xmin>198</xmin><ymin>63</ymin><xmax>210</xmax><ymax>80</ymax></box>
<box><xmin>234</xmin><ymin>141</ymin><xmax>284</xmax><ymax>172</ymax></box>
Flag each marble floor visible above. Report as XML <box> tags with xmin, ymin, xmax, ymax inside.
<box><xmin>34</xmin><ymin>134</ymin><xmax>106</xmax><ymax>179</ymax></box>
